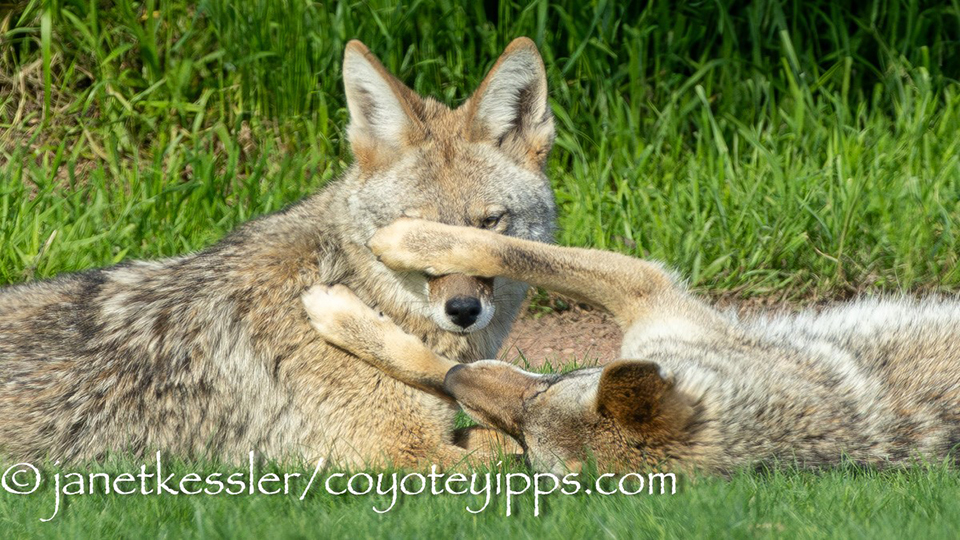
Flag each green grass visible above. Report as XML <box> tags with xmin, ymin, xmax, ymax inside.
<box><xmin>4</xmin><ymin>0</ymin><xmax>960</xmax><ymax>537</ymax></box>
<box><xmin>2</xmin><ymin>455</ymin><xmax>960</xmax><ymax>538</ymax></box>
<box><xmin>1</xmin><ymin>0</ymin><xmax>959</xmax><ymax>297</ymax></box>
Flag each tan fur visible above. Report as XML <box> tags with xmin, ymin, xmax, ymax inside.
<box><xmin>305</xmin><ymin>218</ymin><xmax>960</xmax><ymax>474</ymax></box>
<box><xmin>0</xmin><ymin>39</ymin><xmax>554</xmax><ymax>468</ymax></box>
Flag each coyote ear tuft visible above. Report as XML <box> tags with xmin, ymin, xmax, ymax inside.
<box><xmin>595</xmin><ymin>361</ymin><xmax>672</xmax><ymax>429</ymax></box>
<box><xmin>342</xmin><ymin>40</ymin><xmax>425</xmax><ymax>159</ymax></box>
<box><xmin>467</xmin><ymin>37</ymin><xmax>554</xmax><ymax>169</ymax></box>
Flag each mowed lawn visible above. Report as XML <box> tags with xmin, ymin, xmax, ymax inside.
<box><xmin>3</xmin><ymin>0</ymin><xmax>960</xmax><ymax>537</ymax></box>
<box><xmin>1</xmin><ymin>456</ymin><xmax>960</xmax><ymax>539</ymax></box>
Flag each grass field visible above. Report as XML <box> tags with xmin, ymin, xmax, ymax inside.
<box><xmin>2</xmin><ymin>458</ymin><xmax>960</xmax><ymax>539</ymax></box>
<box><xmin>3</xmin><ymin>0</ymin><xmax>960</xmax><ymax>537</ymax></box>
<box><xmin>3</xmin><ymin>0</ymin><xmax>960</xmax><ymax>297</ymax></box>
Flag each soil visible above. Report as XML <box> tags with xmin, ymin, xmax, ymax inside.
<box><xmin>499</xmin><ymin>293</ymin><xmax>811</xmax><ymax>368</ymax></box>
<box><xmin>499</xmin><ymin>302</ymin><xmax>621</xmax><ymax>367</ymax></box>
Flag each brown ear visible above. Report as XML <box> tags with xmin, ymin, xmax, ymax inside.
<box><xmin>595</xmin><ymin>361</ymin><xmax>672</xmax><ymax>429</ymax></box>
<box><xmin>465</xmin><ymin>37</ymin><xmax>554</xmax><ymax>170</ymax></box>
<box><xmin>342</xmin><ymin>40</ymin><xmax>426</xmax><ymax>164</ymax></box>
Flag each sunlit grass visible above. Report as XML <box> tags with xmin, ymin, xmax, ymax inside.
<box><xmin>2</xmin><ymin>1</ymin><xmax>960</xmax><ymax>535</ymax></box>
<box><xmin>2</xmin><ymin>0</ymin><xmax>959</xmax><ymax>297</ymax></box>
<box><xmin>2</xmin><ymin>391</ymin><xmax>960</xmax><ymax>539</ymax></box>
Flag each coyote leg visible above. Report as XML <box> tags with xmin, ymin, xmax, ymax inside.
<box><xmin>430</xmin><ymin>440</ymin><xmax>521</xmax><ymax>469</ymax></box>
<box><xmin>301</xmin><ymin>286</ymin><xmax>524</xmax><ymax>467</ymax></box>
<box><xmin>301</xmin><ymin>284</ymin><xmax>457</xmax><ymax>401</ymax></box>
<box><xmin>370</xmin><ymin>219</ymin><xmax>678</xmax><ymax>329</ymax></box>
<box><xmin>454</xmin><ymin>426</ymin><xmax>523</xmax><ymax>455</ymax></box>
<box><xmin>427</xmin><ymin>428</ymin><xmax>522</xmax><ymax>469</ymax></box>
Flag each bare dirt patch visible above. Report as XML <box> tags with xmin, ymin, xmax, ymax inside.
<box><xmin>499</xmin><ymin>292</ymin><xmax>814</xmax><ymax>368</ymax></box>
<box><xmin>499</xmin><ymin>303</ymin><xmax>621</xmax><ymax>367</ymax></box>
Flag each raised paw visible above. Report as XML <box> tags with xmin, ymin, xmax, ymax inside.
<box><xmin>367</xmin><ymin>218</ymin><xmax>441</xmax><ymax>274</ymax></box>
<box><xmin>301</xmin><ymin>284</ymin><xmax>386</xmax><ymax>348</ymax></box>
<box><xmin>368</xmin><ymin>218</ymin><xmax>490</xmax><ymax>276</ymax></box>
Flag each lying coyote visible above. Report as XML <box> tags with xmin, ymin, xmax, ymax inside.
<box><xmin>303</xmin><ymin>218</ymin><xmax>960</xmax><ymax>473</ymax></box>
<box><xmin>0</xmin><ymin>39</ymin><xmax>554</xmax><ymax>466</ymax></box>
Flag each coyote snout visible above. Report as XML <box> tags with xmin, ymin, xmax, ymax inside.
<box><xmin>443</xmin><ymin>360</ymin><xmax>547</xmax><ymax>440</ymax></box>
<box><xmin>428</xmin><ymin>274</ymin><xmax>495</xmax><ymax>333</ymax></box>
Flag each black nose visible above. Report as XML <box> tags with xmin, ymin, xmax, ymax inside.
<box><xmin>445</xmin><ymin>296</ymin><xmax>482</xmax><ymax>328</ymax></box>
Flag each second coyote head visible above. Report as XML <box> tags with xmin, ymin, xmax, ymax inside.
<box><xmin>442</xmin><ymin>360</ymin><xmax>692</xmax><ymax>473</ymax></box>
<box><xmin>340</xmin><ymin>38</ymin><xmax>556</xmax><ymax>333</ymax></box>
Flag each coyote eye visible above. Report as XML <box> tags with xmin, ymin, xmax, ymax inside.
<box><xmin>480</xmin><ymin>213</ymin><xmax>504</xmax><ymax>230</ymax></box>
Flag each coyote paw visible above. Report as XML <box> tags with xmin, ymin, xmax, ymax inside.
<box><xmin>369</xmin><ymin>218</ymin><xmax>487</xmax><ymax>276</ymax></box>
<box><xmin>301</xmin><ymin>284</ymin><xmax>386</xmax><ymax>346</ymax></box>
<box><xmin>368</xmin><ymin>218</ymin><xmax>441</xmax><ymax>273</ymax></box>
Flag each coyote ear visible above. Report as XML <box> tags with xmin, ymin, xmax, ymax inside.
<box><xmin>466</xmin><ymin>37</ymin><xmax>554</xmax><ymax>170</ymax></box>
<box><xmin>343</xmin><ymin>40</ymin><xmax>426</xmax><ymax>163</ymax></box>
<box><xmin>595</xmin><ymin>361</ymin><xmax>672</xmax><ymax>430</ymax></box>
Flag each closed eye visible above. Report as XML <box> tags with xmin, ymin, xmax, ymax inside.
<box><xmin>524</xmin><ymin>375</ymin><xmax>560</xmax><ymax>402</ymax></box>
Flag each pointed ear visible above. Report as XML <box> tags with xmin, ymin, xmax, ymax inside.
<box><xmin>342</xmin><ymin>40</ymin><xmax>426</xmax><ymax>165</ymax></box>
<box><xmin>595</xmin><ymin>361</ymin><xmax>673</xmax><ymax>429</ymax></box>
<box><xmin>466</xmin><ymin>37</ymin><xmax>554</xmax><ymax>170</ymax></box>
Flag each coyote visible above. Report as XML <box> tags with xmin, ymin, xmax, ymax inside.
<box><xmin>303</xmin><ymin>218</ymin><xmax>960</xmax><ymax>474</ymax></box>
<box><xmin>0</xmin><ymin>38</ymin><xmax>555</xmax><ymax>466</ymax></box>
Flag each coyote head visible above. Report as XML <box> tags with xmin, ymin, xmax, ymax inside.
<box><xmin>338</xmin><ymin>38</ymin><xmax>556</xmax><ymax>334</ymax></box>
<box><xmin>442</xmin><ymin>360</ymin><xmax>697</xmax><ymax>473</ymax></box>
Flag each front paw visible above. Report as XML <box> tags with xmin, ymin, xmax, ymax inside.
<box><xmin>368</xmin><ymin>218</ymin><xmax>443</xmax><ymax>274</ymax></box>
<box><xmin>301</xmin><ymin>284</ymin><xmax>379</xmax><ymax>346</ymax></box>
